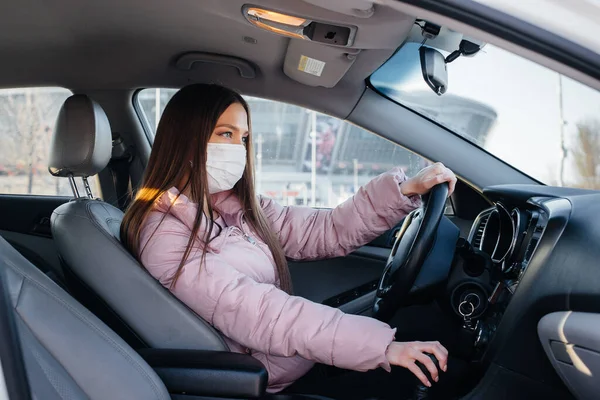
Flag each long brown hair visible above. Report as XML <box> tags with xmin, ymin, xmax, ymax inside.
<box><xmin>121</xmin><ymin>84</ymin><xmax>293</xmax><ymax>293</ymax></box>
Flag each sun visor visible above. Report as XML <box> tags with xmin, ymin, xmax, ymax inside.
<box><xmin>283</xmin><ymin>39</ymin><xmax>360</xmax><ymax>88</ymax></box>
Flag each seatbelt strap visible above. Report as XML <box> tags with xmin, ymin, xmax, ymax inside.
<box><xmin>109</xmin><ymin>133</ymin><xmax>133</xmax><ymax>210</ymax></box>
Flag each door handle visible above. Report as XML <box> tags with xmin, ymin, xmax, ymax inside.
<box><xmin>32</xmin><ymin>216</ymin><xmax>52</xmax><ymax>237</ymax></box>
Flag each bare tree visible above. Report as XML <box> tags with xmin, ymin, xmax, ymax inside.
<box><xmin>570</xmin><ymin>119</ymin><xmax>600</xmax><ymax>189</ymax></box>
<box><xmin>0</xmin><ymin>89</ymin><xmax>63</xmax><ymax>194</ymax></box>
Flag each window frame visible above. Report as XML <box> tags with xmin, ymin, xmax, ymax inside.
<box><xmin>132</xmin><ymin>88</ymin><xmax>156</xmax><ymax>146</ymax></box>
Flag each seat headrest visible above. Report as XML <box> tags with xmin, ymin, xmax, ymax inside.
<box><xmin>48</xmin><ymin>94</ymin><xmax>112</xmax><ymax>178</ymax></box>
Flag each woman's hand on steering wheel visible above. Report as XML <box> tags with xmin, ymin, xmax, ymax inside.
<box><xmin>400</xmin><ymin>162</ymin><xmax>457</xmax><ymax>197</ymax></box>
<box><xmin>385</xmin><ymin>341</ymin><xmax>448</xmax><ymax>387</ymax></box>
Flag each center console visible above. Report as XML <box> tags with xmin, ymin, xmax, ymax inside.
<box><xmin>138</xmin><ymin>348</ymin><xmax>332</xmax><ymax>400</ymax></box>
<box><xmin>446</xmin><ymin>201</ymin><xmax>550</xmax><ymax>359</ymax></box>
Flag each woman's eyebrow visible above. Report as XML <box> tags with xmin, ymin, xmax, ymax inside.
<box><xmin>215</xmin><ymin>123</ymin><xmax>240</xmax><ymax>131</ymax></box>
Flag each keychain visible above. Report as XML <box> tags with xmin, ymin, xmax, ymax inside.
<box><xmin>459</xmin><ymin>298</ymin><xmax>476</xmax><ymax>330</ymax></box>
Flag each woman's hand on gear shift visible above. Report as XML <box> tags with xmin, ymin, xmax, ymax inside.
<box><xmin>385</xmin><ymin>341</ymin><xmax>448</xmax><ymax>387</ymax></box>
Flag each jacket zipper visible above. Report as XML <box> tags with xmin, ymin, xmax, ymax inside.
<box><xmin>240</xmin><ymin>215</ymin><xmax>275</xmax><ymax>261</ymax></box>
<box><xmin>243</xmin><ymin>233</ymin><xmax>256</xmax><ymax>245</ymax></box>
<box><xmin>238</xmin><ymin>214</ymin><xmax>281</xmax><ymax>291</ymax></box>
<box><xmin>237</xmin><ymin>212</ymin><xmax>257</xmax><ymax>246</ymax></box>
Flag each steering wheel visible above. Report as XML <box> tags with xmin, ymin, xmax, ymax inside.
<box><xmin>373</xmin><ymin>183</ymin><xmax>449</xmax><ymax>321</ymax></box>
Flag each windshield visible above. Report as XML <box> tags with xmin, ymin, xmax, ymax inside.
<box><xmin>471</xmin><ymin>0</ymin><xmax>600</xmax><ymax>54</ymax></box>
<box><xmin>370</xmin><ymin>41</ymin><xmax>600</xmax><ymax>189</ymax></box>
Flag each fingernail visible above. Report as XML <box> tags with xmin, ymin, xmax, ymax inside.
<box><xmin>443</xmin><ymin>365</ymin><xmax>447</xmax><ymax>372</ymax></box>
<box><xmin>435</xmin><ymin>376</ymin><xmax>439</xmax><ymax>382</ymax></box>
<box><xmin>426</xmin><ymin>381</ymin><xmax>432</xmax><ymax>387</ymax></box>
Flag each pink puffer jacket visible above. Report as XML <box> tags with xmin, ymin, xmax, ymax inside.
<box><xmin>138</xmin><ymin>167</ymin><xmax>421</xmax><ymax>392</ymax></box>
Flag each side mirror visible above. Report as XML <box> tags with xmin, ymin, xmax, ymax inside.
<box><xmin>419</xmin><ymin>47</ymin><xmax>448</xmax><ymax>96</ymax></box>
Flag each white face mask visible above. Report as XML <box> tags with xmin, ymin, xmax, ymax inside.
<box><xmin>206</xmin><ymin>143</ymin><xmax>247</xmax><ymax>194</ymax></box>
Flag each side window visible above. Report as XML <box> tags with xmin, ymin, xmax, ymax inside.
<box><xmin>137</xmin><ymin>89</ymin><xmax>433</xmax><ymax>209</ymax></box>
<box><xmin>0</xmin><ymin>88</ymin><xmax>101</xmax><ymax>197</ymax></box>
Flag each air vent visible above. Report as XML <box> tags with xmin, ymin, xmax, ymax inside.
<box><xmin>472</xmin><ymin>216</ymin><xmax>488</xmax><ymax>248</ymax></box>
<box><xmin>470</xmin><ymin>208</ymin><xmax>493</xmax><ymax>249</ymax></box>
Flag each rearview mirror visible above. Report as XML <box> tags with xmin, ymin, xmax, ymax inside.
<box><xmin>419</xmin><ymin>47</ymin><xmax>448</xmax><ymax>95</ymax></box>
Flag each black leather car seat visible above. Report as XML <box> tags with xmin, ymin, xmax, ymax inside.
<box><xmin>0</xmin><ymin>235</ymin><xmax>171</xmax><ymax>399</ymax></box>
<box><xmin>1</xmin><ymin>235</ymin><xmax>336</xmax><ymax>399</ymax></box>
<box><xmin>48</xmin><ymin>94</ymin><xmax>228</xmax><ymax>352</ymax></box>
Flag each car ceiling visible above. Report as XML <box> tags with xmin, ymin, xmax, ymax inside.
<box><xmin>0</xmin><ymin>0</ymin><xmax>417</xmax><ymax>118</ymax></box>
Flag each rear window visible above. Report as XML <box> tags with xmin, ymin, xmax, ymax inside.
<box><xmin>0</xmin><ymin>87</ymin><xmax>101</xmax><ymax>196</ymax></box>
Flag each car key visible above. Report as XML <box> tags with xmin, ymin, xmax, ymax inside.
<box><xmin>455</xmin><ymin>298</ymin><xmax>479</xmax><ymax>359</ymax></box>
<box><xmin>458</xmin><ymin>299</ymin><xmax>475</xmax><ymax>330</ymax></box>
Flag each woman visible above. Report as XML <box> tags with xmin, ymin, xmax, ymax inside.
<box><xmin>121</xmin><ymin>84</ymin><xmax>457</xmax><ymax>398</ymax></box>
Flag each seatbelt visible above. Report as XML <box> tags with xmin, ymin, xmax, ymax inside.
<box><xmin>108</xmin><ymin>133</ymin><xmax>133</xmax><ymax>210</ymax></box>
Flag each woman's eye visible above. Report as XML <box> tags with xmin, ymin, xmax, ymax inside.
<box><xmin>242</xmin><ymin>136</ymin><xmax>248</xmax><ymax>144</ymax></box>
<box><xmin>221</xmin><ymin>132</ymin><xmax>233</xmax><ymax>139</ymax></box>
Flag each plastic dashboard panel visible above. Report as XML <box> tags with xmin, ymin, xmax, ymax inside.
<box><xmin>538</xmin><ymin>311</ymin><xmax>600</xmax><ymax>400</ymax></box>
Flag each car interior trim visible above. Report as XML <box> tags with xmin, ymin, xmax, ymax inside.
<box><xmin>137</xmin><ymin>349</ymin><xmax>268</xmax><ymax>399</ymax></box>
<box><xmin>389</xmin><ymin>0</ymin><xmax>600</xmax><ymax>85</ymax></box>
<box><xmin>383</xmin><ymin>1</ymin><xmax>600</xmax><ymax>92</ymax></box>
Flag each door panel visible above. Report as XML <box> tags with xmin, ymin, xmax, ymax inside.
<box><xmin>288</xmin><ymin>217</ymin><xmax>401</xmax><ymax>316</ymax></box>
<box><xmin>0</xmin><ymin>195</ymin><xmax>70</xmax><ymax>280</ymax></box>
<box><xmin>287</xmin><ymin>211</ymin><xmax>402</xmax><ymax>312</ymax></box>
<box><xmin>289</xmin><ymin>245</ymin><xmax>388</xmax><ymax>306</ymax></box>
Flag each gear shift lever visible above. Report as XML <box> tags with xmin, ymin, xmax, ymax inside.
<box><xmin>412</xmin><ymin>353</ymin><xmax>440</xmax><ymax>400</ymax></box>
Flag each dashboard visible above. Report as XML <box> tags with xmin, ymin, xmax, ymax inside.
<box><xmin>467</xmin><ymin>201</ymin><xmax>548</xmax><ymax>294</ymax></box>
<box><xmin>447</xmin><ymin>183</ymin><xmax>600</xmax><ymax>399</ymax></box>
<box><xmin>442</xmin><ymin>190</ymin><xmax>571</xmax><ymax>370</ymax></box>
<box><xmin>446</xmin><ymin>199</ymin><xmax>551</xmax><ymax>332</ymax></box>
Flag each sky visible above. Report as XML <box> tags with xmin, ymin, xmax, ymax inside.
<box><xmin>373</xmin><ymin>42</ymin><xmax>600</xmax><ymax>186</ymax></box>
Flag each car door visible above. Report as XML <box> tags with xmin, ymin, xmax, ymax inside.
<box><xmin>0</xmin><ymin>87</ymin><xmax>102</xmax><ymax>284</ymax></box>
